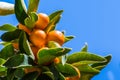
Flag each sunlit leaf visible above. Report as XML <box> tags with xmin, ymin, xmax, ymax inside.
<box><xmin>15</xmin><ymin>0</ymin><xmax>28</xmax><ymax>24</ymax></box>
<box><xmin>27</xmin><ymin>0</ymin><xmax>40</xmax><ymax>14</ymax></box>
<box><xmin>81</xmin><ymin>43</ymin><xmax>88</xmax><ymax>52</ymax></box>
<box><xmin>65</xmin><ymin>36</ymin><xmax>74</xmax><ymax>43</ymax></box>
<box><xmin>55</xmin><ymin>63</ymin><xmax>78</xmax><ymax>77</ymax></box>
<box><xmin>91</xmin><ymin>55</ymin><xmax>112</xmax><ymax>70</ymax></box>
<box><xmin>0</xmin><ymin>44</ymin><xmax>14</xmax><ymax>59</ymax></box>
<box><xmin>66</xmin><ymin>52</ymin><xmax>106</xmax><ymax>64</ymax></box>
<box><xmin>24</xmin><ymin>12</ymin><xmax>38</xmax><ymax>29</ymax></box>
<box><xmin>72</xmin><ymin>61</ymin><xmax>104</xmax><ymax>66</ymax></box>
<box><xmin>0</xmin><ymin>66</ymin><xmax>7</xmax><ymax>76</ymax></box>
<box><xmin>19</xmin><ymin>31</ymin><xmax>35</xmax><ymax>60</ymax></box>
<box><xmin>0</xmin><ymin>24</ymin><xmax>16</xmax><ymax>31</ymax></box>
<box><xmin>49</xmin><ymin>10</ymin><xmax>63</xmax><ymax>20</ymax></box>
<box><xmin>1</xmin><ymin>29</ymin><xmax>21</xmax><ymax>41</ymax></box>
<box><xmin>47</xmin><ymin>41</ymin><xmax>61</xmax><ymax>48</ymax></box>
<box><xmin>45</xmin><ymin>10</ymin><xmax>63</xmax><ymax>33</ymax></box>
<box><xmin>3</xmin><ymin>54</ymin><xmax>31</xmax><ymax>68</ymax></box>
<box><xmin>37</xmin><ymin>48</ymin><xmax>71</xmax><ymax>65</ymax></box>
<box><xmin>0</xmin><ymin>58</ymin><xmax>6</xmax><ymax>65</ymax></box>
<box><xmin>76</xmin><ymin>65</ymin><xmax>100</xmax><ymax>73</ymax></box>
<box><xmin>80</xmin><ymin>72</ymin><xmax>95</xmax><ymax>80</ymax></box>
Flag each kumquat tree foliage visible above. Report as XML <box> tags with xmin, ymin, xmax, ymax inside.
<box><xmin>0</xmin><ymin>0</ymin><xmax>111</xmax><ymax>80</ymax></box>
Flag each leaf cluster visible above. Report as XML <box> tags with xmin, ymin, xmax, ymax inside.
<box><xmin>0</xmin><ymin>0</ymin><xmax>112</xmax><ymax>80</ymax></box>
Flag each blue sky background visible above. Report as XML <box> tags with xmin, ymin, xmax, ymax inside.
<box><xmin>0</xmin><ymin>0</ymin><xmax>120</xmax><ymax>80</ymax></box>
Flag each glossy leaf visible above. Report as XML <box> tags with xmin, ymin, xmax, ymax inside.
<box><xmin>77</xmin><ymin>65</ymin><xmax>99</xmax><ymax>73</ymax></box>
<box><xmin>3</xmin><ymin>54</ymin><xmax>30</xmax><ymax>68</ymax></box>
<box><xmin>55</xmin><ymin>63</ymin><xmax>78</xmax><ymax>77</ymax></box>
<box><xmin>66</xmin><ymin>52</ymin><xmax>106</xmax><ymax>64</ymax></box>
<box><xmin>1</xmin><ymin>29</ymin><xmax>21</xmax><ymax>41</ymax></box>
<box><xmin>80</xmin><ymin>72</ymin><xmax>95</xmax><ymax>80</ymax></box>
<box><xmin>0</xmin><ymin>44</ymin><xmax>14</xmax><ymax>59</ymax></box>
<box><xmin>45</xmin><ymin>10</ymin><xmax>63</xmax><ymax>33</ymax></box>
<box><xmin>0</xmin><ymin>24</ymin><xmax>16</xmax><ymax>31</ymax></box>
<box><xmin>47</xmin><ymin>41</ymin><xmax>61</xmax><ymax>48</ymax></box>
<box><xmin>14</xmin><ymin>68</ymin><xmax>25</xmax><ymax>78</ymax></box>
<box><xmin>65</xmin><ymin>36</ymin><xmax>74</xmax><ymax>43</ymax></box>
<box><xmin>92</xmin><ymin>55</ymin><xmax>112</xmax><ymax>70</ymax></box>
<box><xmin>59</xmin><ymin>73</ymin><xmax>66</xmax><ymax>80</ymax></box>
<box><xmin>37</xmin><ymin>48</ymin><xmax>71</xmax><ymax>65</ymax></box>
<box><xmin>19</xmin><ymin>31</ymin><xmax>35</xmax><ymax>60</ymax></box>
<box><xmin>72</xmin><ymin>61</ymin><xmax>105</xmax><ymax>66</ymax></box>
<box><xmin>0</xmin><ymin>2</ymin><xmax>14</xmax><ymax>16</ymax></box>
<box><xmin>27</xmin><ymin>0</ymin><xmax>40</xmax><ymax>14</ymax></box>
<box><xmin>15</xmin><ymin>0</ymin><xmax>28</xmax><ymax>25</ymax></box>
<box><xmin>24</xmin><ymin>12</ymin><xmax>38</xmax><ymax>29</ymax></box>
<box><xmin>0</xmin><ymin>58</ymin><xmax>6</xmax><ymax>65</ymax></box>
<box><xmin>49</xmin><ymin>10</ymin><xmax>63</xmax><ymax>20</ymax></box>
<box><xmin>21</xmin><ymin>71</ymin><xmax>39</xmax><ymax>80</ymax></box>
<box><xmin>0</xmin><ymin>66</ymin><xmax>7</xmax><ymax>76</ymax></box>
<box><xmin>48</xmin><ymin>63</ymin><xmax>63</xmax><ymax>80</ymax></box>
<box><xmin>81</xmin><ymin>43</ymin><xmax>88</xmax><ymax>52</ymax></box>
<box><xmin>42</xmin><ymin>71</ymin><xmax>54</xmax><ymax>80</ymax></box>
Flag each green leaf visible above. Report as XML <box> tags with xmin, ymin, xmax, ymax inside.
<box><xmin>48</xmin><ymin>63</ymin><xmax>63</xmax><ymax>80</ymax></box>
<box><xmin>3</xmin><ymin>54</ymin><xmax>30</xmax><ymax>68</ymax></box>
<box><xmin>15</xmin><ymin>0</ymin><xmax>28</xmax><ymax>25</ymax></box>
<box><xmin>72</xmin><ymin>61</ymin><xmax>105</xmax><ymax>67</ymax></box>
<box><xmin>37</xmin><ymin>48</ymin><xmax>71</xmax><ymax>65</ymax></box>
<box><xmin>0</xmin><ymin>44</ymin><xmax>14</xmax><ymax>59</ymax></box>
<box><xmin>27</xmin><ymin>0</ymin><xmax>40</xmax><ymax>14</ymax></box>
<box><xmin>81</xmin><ymin>43</ymin><xmax>88</xmax><ymax>52</ymax></box>
<box><xmin>80</xmin><ymin>72</ymin><xmax>94</xmax><ymax>80</ymax></box>
<box><xmin>47</xmin><ymin>41</ymin><xmax>61</xmax><ymax>48</ymax></box>
<box><xmin>66</xmin><ymin>52</ymin><xmax>106</xmax><ymax>64</ymax></box>
<box><xmin>0</xmin><ymin>58</ymin><xmax>6</xmax><ymax>65</ymax></box>
<box><xmin>0</xmin><ymin>66</ymin><xmax>7</xmax><ymax>76</ymax></box>
<box><xmin>49</xmin><ymin>10</ymin><xmax>63</xmax><ymax>20</ymax></box>
<box><xmin>77</xmin><ymin>65</ymin><xmax>100</xmax><ymax>73</ymax></box>
<box><xmin>0</xmin><ymin>24</ymin><xmax>16</xmax><ymax>31</ymax></box>
<box><xmin>55</xmin><ymin>63</ymin><xmax>78</xmax><ymax>77</ymax></box>
<box><xmin>45</xmin><ymin>10</ymin><xmax>63</xmax><ymax>33</ymax></box>
<box><xmin>14</xmin><ymin>68</ymin><xmax>25</xmax><ymax>78</ymax></box>
<box><xmin>0</xmin><ymin>41</ymin><xmax>10</xmax><ymax>46</ymax></box>
<box><xmin>65</xmin><ymin>36</ymin><xmax>74</xmax><ymax>43</ymax></box>
<box><xmin>42</xmin><ymin>71</ymin><xmax>54</xmax><ymax>80</ymax></box>
<box><xmin>6</xmin><ymin>69</ymin><xmax>16</xmax><ymax>80</ymax></box>
<box><xmin>59</xmin><ymin>73</ymin><xmax>66</xmax><ymax>80</ymax></box>
<box><xmin>1</xmin><ymin>29</ymin><xmax>21</xmax><ymax>41</ymax></box>
<box><xmin>91</xmin><ymin>55</ymin><xmax>112</xmax><ymax>70</ymax></box>
<box><xmin>19</xmin><ymin>31</ymin><xmax>35</xmax><ymax>60</ymax></box>
<box><xmin>21</xmin><ymin>71</ymin><xmax>39</xmax><ymax>80</ymax></box>
<box><xmin>0</xmin><ymin>2</ymin><xmax>14</xmax><ymax>16</ymax></box>
<box><xmin>24</xmin><ymin>12</ymin><xmax>38</xmax><ymax>29</ymax></box>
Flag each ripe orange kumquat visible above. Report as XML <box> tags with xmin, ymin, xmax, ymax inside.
<box><xmin>29</xmin><ymin>29</ymin><xmax>47</xmax><ymax>48</ymax></box>
<box><xmin>12</xmin><ymin>43</ymin><xmax>19</xmax><ymax>50</ymax></box>
<box><xmin>47</xmin><ymin>30</ymin><xmax>65</xmax><ymax>46</ymax></box>
<box><xmin>35</xmin><ymin>13</ymin><xmax>49</xmax><ymax>30</ymax></box>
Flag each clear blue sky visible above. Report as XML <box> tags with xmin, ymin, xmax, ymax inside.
<box><xmin>0</xmin><ymin>0</ymin><xmax>120</xmax><ymax>80</ymax></box>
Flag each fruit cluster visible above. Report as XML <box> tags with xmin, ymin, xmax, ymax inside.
<box><xmin>0</xmin><ymin>0</ymin><xmax>111</xmax><ymax>80</ymax></box>
<box><xmin>16</xmin><ymin>13</ymin><xmax>65</xmax><ymax>60</ymax></box>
